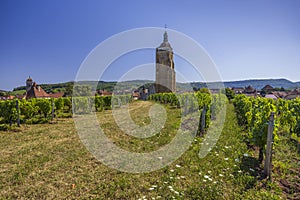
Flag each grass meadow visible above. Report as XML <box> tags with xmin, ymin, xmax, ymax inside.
<box><xmin>0</xmin><ymin>101</ymin><xmax>299</xmax><ymax>199</ymax></box>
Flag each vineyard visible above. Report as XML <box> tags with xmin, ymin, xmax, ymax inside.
<box><xmin>0</xmin><ymin>95</ymin><xmax>132</xmax><ymax>129</ymax></box>
<box><xmin>0</xmin><ymin>91</ymin><xmax>228</xmax><ymax>133</ymax></box>
<box><xmin>233</xmin><ymin>95</ymin><xmax>300</xmax><ymax>161</ymax></box>
<box><xmin>0</xmin><ymin>92</ymin><xmax>299</xmax><ymax>199</ymax></box>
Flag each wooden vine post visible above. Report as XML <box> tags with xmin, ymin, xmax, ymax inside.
<box><xmin>200</xmin><ymin>104</ymin><xmax>206</xmax><ymax>134</ymax></box>
<box><xmin>51</xmin><ymin>99</ymin><xmax>55</xmax><ymax>121</ymax></box>
<box><xmin>264</xmin><ymin>112</ymin><xmax>274</xmax><ymax>181</ymax></box>
<box><xmin>16</xmin><ymin>100</ymin><xmax>20</xmax><ymax>127</ymax></box>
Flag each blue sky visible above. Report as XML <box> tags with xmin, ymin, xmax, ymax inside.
<box><xmin>0</xmin><ymin>0</ymin><xmax>300</xmax><ymax>91</ymax></box>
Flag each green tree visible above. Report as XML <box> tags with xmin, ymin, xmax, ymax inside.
<box><xmin>225</xmin><ymin>88</ymin><xmax>235</xmax><ymax>100</ymax></box>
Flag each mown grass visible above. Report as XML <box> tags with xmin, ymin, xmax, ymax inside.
<box><xmin>0</xmin><ymin>101</ymin><xmax>298</xmax><ymax>199</ymax></box>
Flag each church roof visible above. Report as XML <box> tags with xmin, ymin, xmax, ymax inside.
<box><xmin>158</xmin><ymin>31</ymin><xmax>172</xmax><ymax>51</ymax></box>
<box><xmin>26</xmin><ymin>76</ymin><xmax>33</xmax><ymax>81</ymax></box>
<box><xmin>26</xmin><ymin>82</ymin><xmax>50</xmax><ymax>99</ymax></box>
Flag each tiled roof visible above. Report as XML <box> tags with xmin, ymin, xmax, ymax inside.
<box><xmin>49</xmin><ymin>92</ymin><xmax>64</xmax><ymax>98</ymax></box>
<box><xmin>15</xmin><ymin>94</ymin><xmax>25</xmax><ymax>99</ymax></box>
<box><xmin>97</xmin><ymin>90</ymin><xmax>112</xmax><ymax>96</ymax></box>
<box><xmin>271</xmin><ymin>91</ymin><xmax>287</xmax><ymax>98</ymax></box>
<box><xmin>284</xmin><ymin>89</ymin><xmax>300</xmax><ymax>100</ymax></box>
<box><xmin>26</xmin><ymin>82</ymin><xmax>50</xmax><ymax>99</ymax></box>
<box><xmin>244</xmin><ymin>85</ymin><xmax>256</xmax><ymax>93</ymax></box>
<box><xmin>265</xmin><ymin>94</ymin><xmax>278</xmax><ymax>99</ymax></box>
<box><xmin>262</xmin><ymin>85</ymin><xmax>274</xmax><ymax>91</ymax></box>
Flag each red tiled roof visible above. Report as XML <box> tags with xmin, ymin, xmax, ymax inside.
<box><xmin>26</xmin><ymin>82</ymin><xmax>50</xmax><ymax>99</ymax></box>
<box><xmin>49</xmin><ymin>92</ymin><xmax>64</xmax><ymax>98</ymax></box>
<box><xmin>132</xmin><ymin>92</ymin><xmax>140</xmax><ymax>98</ymax></box>
<box><xmin>15</xmin><ymin>94</ymin><xmax>25</xmax><ymax>99</ymax></box>
<box><xmin>97</xmin><ymin>90</ymin><xmax>112</xmax><ymax>96</ymax></box>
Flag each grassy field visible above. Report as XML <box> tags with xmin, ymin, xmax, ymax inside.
<box><xmin>0</xmin><ymin>101</ymin><xmax>299</xmax><ymax>199</ymax></box>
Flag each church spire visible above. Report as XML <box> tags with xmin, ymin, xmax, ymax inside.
<box><xmin>163</xmin><ymin>31</ymin><xmax>168</xmax><ymax>42</ymax></box>
<box><xmin>163</xmin><ymin>24</ymin><xmax>168</xmax><ymax>42</ymax></box>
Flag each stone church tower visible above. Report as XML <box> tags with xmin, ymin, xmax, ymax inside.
<box><xmin>155</xmin><ymin>31</ymin><xmax>176</xmax><ymax>93</ymax></box>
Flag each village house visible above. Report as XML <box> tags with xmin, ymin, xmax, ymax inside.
<box><xmin>95</xmin><ymin>90</ymin><xmax>112</xmax><ymax>96</ymax></box>
<box><xmin>25</xmin><ymin>77</ymin><xmax>64</xmax><ymax>99</ymax></box>
<box><xmin>232</xmin><ymin>87</ymin><xmax>244</xmax><ymax>94</ymax></box>
<box><xmin>285</xmin><ymin>88</ymin><xmax>300</xmax><ymax>100</ymax></box>
<box><xmin>271</xmin><ymin>91</ymin><xmax>288</xmax><ymax>99</ymax></box>
<box><xmin>261</xmin><ymin>85</ymin><xmax>274</xmax><ymax>94</ymax></box>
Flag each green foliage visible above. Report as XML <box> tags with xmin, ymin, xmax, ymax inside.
<box><xmin>0</xmin><ymin>95</ymin><xmax>132</xmax><ymax>125</ymax></box>
<box><xmin>72</xmin><ymin>97</ymin><xmax>91</xmax><ymax>114</ymax></box>
<box><xmin>95</xmin><ymin>95</ymin><xmax>104</xmax><ymax>111</ymax></box>
<box><xmin>148</xmin><ymin>92</ymin><xmax>227</xmax><ymax>132</ymax></box>
<box><xmin>20</xmin><ymin>99</ymin><xmax>38</xmax><ymax>119</ymax></box>
<box><xmin>72</xmin><ymin>85</ymin><xmax>92</xmax><ymax>96</ymax></box>
<box><xmin>225</xmin><ymin>88</ymin><xmax>235</xmax><ymax>100</ymax></box>
<box><xmin>10</xmin><ymin>90</ymin><xmax>26</xmax><ymax>96</ymax></box>
<box><xmin>35</xmin><ymin>99</ymin><xmax>52</xmax><ymax>118</ymax></box>
<box><xmin>63</xmin><ymin>97</ymin><xmax>72</xmax><ymax>111</ymax></box>
<box><xmin>0</xmin><ymin>100</ymin><xmax>18</xmax><ymax>125</ymax></box>
<box><xmin>54</xmin><ymin>98</ymin><xmax>64</xmax><ymax>113</ymax></box>
<box><xmin>233</xmin><ymin>95</ymin><xmax>300</xmax><ymax>160</ymax></box>
<box><xmin>102</xmin><ymin>96</ymin><xmax>112</xmax><ymax>110</ymax></box>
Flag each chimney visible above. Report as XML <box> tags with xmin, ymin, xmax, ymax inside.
<box><xmin>38</xmin><ymin>86</ymin><xmax>40</xmax><ymax>92</ymax></box>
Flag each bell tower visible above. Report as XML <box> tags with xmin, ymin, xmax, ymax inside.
<box><xmin>26</xmin><ymin>76</ymin><xmax>33</xmax><ymax>92</ymax></box>
<box><xmin>155</xmin><ymin>31</ymin><xmax>176</xmax><ymax>93</ymax></box>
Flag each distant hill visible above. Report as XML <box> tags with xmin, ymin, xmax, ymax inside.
<box><xmin>11</xmin><ymin>78</ymin><xmax>300</xmax><ymax>93</ymax></box>
<box><xmin>181</xmin><ymin>79</ymin><xmax>300</xmax><ymax>91</ymax></box>
<box><xmin>222</xmin><ymin>79</ymin><xmax>299</xmax><ymax>90</ymax></box>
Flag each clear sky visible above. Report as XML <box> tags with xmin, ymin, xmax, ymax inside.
<box><xmin>1</xmin><ymin>0</ymin><xmax>300</xmax><ymax>91</ymax></box>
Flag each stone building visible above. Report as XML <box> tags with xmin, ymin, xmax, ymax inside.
<box><xmin>25</xmin><ymin>77</ymin><xmax>64</xmax><ymax>99</ymax></box>
<box><xmin>155</xmin><ymin>31</ymin><xmax>176</xmax><ymax>93</ymax></box>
